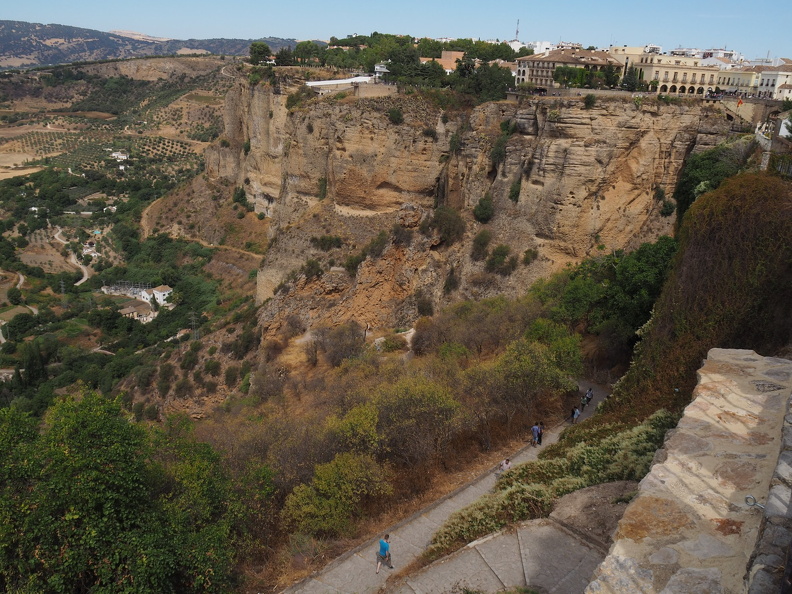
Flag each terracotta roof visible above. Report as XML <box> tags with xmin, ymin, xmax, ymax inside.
<box><xmin>419</xmin><ymin>56</ymin><xmax>459</xmax><ymax>72</ymax></box>
<box><xmin>516</xmin><ymin>48</ymin><xmax>619</xmax><ymax>67</ymax></box>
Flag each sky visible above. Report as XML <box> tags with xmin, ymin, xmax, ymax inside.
<box><xmin>4</xmin><ymin>0</ymin><xmax>790</xmax><ymax>61</ymax></box>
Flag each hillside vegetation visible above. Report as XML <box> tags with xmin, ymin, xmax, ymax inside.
<box><xmin>0</xmin><ymin>52</ymin><xmax>790</xmax><ymax>592</ymax></box>
<box><xmin>424</xmin><ymin>171</ymin><xmax>792</xmax><ymax>561</ymax></box>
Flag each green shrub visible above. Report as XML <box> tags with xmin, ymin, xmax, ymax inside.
<box><xmin>522</xmin><ymin>248</ymin><xmax>538</xmax><ymax>265</ymax></box>
<box><xmin>583</xmin><ymin>94</ymin><xmax>596</xmax><ymax>109</ymax></box>
<box><xmin>387</xmin><ymin>108</ymin><xmax>404</xmax><ymax>125</ymax></box>
<box><xmin>449</xmin><ymin>132</ymin><xmax>461</xmax><ymax>154</ymax></box>
<box><xmin>472</xmin><ymin>229</ymin><xmax>492</xmax><ymax>261</ymax></box>
<box><xmin>310</xmin><ymin>235</ymin><xmax>342</xmax><ymax>251</ymax></box>
<box><xmin>429</xmin><ymin>206</ymin><xmax>466</xmax><ymax>245</ymax></box>
<box><xmin>286</xmin><ymin>85</ymin><xmax>314</xmax><ymax>109</ymax></box>
<box><xmin>423</xmin><ymin>127</ymin><xmax>438</xmax><ymax>140</ymax></box>
<box><xmin>318</xmin><ymin>177</ymin><xmax>327</xmax><ymax>200</ymax></box>
<box><xmin>415</xmin><ymin>290</ymin><xmax>434</xmax><ymax>316</ymax></box>
<box><xmin>343</xmin><ymin>252</ymin><xmax>366</xmax><ymax>275</ymax></box>
<box><xmin>474</xmin><ymin>193</ymin><xmax>495</xmax><ymax>223</ymax></box>
<box><xmin>500</xmin><ymin>120</ymin><xmax>517</xmax><ymax>135</ymax></box>
<box><xmin>381</xmin><ymin>334</ymin><xmax>408</xmax><ymax>352</ymax></box>
<box><xmin>509</xmin><ymin>178</ymin><xmax>521</xmax><ymax>203</ymax></box>
<box><xmin>281</xmin><ymin>453</ymin><xmax>392</xmax><ymax>537</ymax></box>
<box><xmin>364</xmin><ymin>231</ymin><xmax>389</xmax><ymax>258</ymax></box>
<box><xmin>486</xmin><ymin>244</ymin><xmax>518</xmax><ymax>275</ymax></box>
<box><xmin>143</xmin><ymin>404</ymin><xmax>159</xmax><ymax>421</ymax></box>
<box><xmin>490</xmin><ymin>135</ymin><xmax>508</xmax><ymax>166</ymax></box>
<box><xmin>660</xmin><ymin>199</ymin><xmax>676</xmax><ymax>217</ymax></box>
<box><xmin>301</xmin><ymin>258</ymin><xmax>323</xmax><ymax>280</ymax></box>
<box><xmin>391</xmin><ymin>224</ymin><xmax>413</xmax><ymax>246</ymax></box>
<box><xmin>204</xmin><ymin>359</ymin><xmax>221</xmax><ymax>377</ymax></box>
<box><xmin>243</xmin><ymin>140</ymin><xmax>251</xmax><ymax>155</ymax></box>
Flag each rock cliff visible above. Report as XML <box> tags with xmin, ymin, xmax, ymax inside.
<box><xmin>205</xmin><ymin>82</ymin><xmax>732</xmax><ymax>334</ymax></box>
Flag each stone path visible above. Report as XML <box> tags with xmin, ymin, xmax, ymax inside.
<box><xmin>283</xmin><ymin>383</ymin><xmax>608</xmax><ymax>594</ymax></box>
<box><xmin>390</xmin><ymin>517</ymin><xmax>607</xmax><ymax>594</ymax></box>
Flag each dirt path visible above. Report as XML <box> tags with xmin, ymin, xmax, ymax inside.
<box><xmin>52</xmin><ymin>227</ymin><xmax>91</xmax><ymax>285</ymax></box>
<box><xmin>69</xmin><ymin>253</ymin><xmax>92</xmax><ymax>286</ymax></box>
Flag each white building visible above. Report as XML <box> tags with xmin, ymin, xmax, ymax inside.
<box><xmin>758</xmin><ymin>65</ymin><xmax>792</xmax><ymax>99</ymax></box>
<box><xmin>526</xmin><ymin>41</ymin><xmax>555</xmax><ymax>54</ymax></box>
<box><xmin>141</xmin><ymin>284</ymin><xmax>173</xmax><ymax>306</ymax></box>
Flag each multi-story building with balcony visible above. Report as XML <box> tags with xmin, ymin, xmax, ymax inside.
<box><xmin>633</xmin><ymin>53</ymin><xmax>721</xmax><ymax>95</ymax></box>
<box><xmin>515</xmin><ymin>48</ymin><xmax>620</xmax><ymax>88</ymax></box>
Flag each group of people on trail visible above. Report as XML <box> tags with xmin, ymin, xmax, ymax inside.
<box><xmin>530</xmin><ymin>421</ymin><xmax>545</xmax><ymax>447</ymax></box>
<box><xmin>571</xmin><ymin>387</ymin><xmax>595</xmax><ymax>423</ymax></box>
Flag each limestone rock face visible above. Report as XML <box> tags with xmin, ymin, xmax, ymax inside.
<box><xmin>206</xmin><ymin>82</ymin><xmax>731</xmax><ymax>332</ymax></box>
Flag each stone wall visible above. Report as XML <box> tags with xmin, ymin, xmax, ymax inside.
<box><xmin>587</xmin><ymin>348</ymin><xmax>792</xmax><ymax>593</ymax></box>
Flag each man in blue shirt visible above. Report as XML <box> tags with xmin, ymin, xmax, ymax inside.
<box><xmin>376</xmin><ymin>534</ymin><xmax>393</xmax><ymax>573</ymax></box>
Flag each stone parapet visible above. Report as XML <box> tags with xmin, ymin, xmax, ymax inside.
<box><xmin>587</xmin><ymin>348</ymin><xmax>792</xmax><ymax>593</ymax></box>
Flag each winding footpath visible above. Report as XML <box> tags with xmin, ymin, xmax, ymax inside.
<box><xmin>52</xmin><ymin>226</ymin><xmax>91</xmax><ymax>286</ymax></box>
<box><xmin>284</xmin><ymin>383</ymin><xmax>608</xmax><ymax>594</ymax></box>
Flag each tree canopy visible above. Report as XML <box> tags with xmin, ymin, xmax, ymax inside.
<box><xmin>0</xmin><ymin>392</ymin><xmax>261</xmax><ymax>592</ymax></box>
<box><xmin>249</xmin><ymin>41</ymin><xmax>272</xmax><ymax>65</ymax></box>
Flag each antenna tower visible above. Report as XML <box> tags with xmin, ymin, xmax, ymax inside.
<box><xmin>515</xmin><ymin>19</ymin><xmax>519</xmax><ymax>41</ymax></box>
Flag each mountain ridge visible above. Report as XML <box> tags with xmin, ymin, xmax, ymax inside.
<box><xmin>0</xmin><ymin>19</ymin><xmax>309</xmax><ymax>68</ymax></box>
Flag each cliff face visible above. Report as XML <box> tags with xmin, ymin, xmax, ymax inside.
<box><xmin>205</xmin><ymin>83</ymin><xmax>731</xmax><ymax>334</ymax></box>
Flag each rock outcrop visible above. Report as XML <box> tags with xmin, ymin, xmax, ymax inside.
<box><xmin>205</xmin><ymin>81</ymin><xmax>733</xmax><ymax>333</ymax></box>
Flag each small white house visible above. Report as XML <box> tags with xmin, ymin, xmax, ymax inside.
<box><xmin>110</xmin><ymin>151</ymin><xmax>129</xmax><ymax>161</ymax></box>
<box><xmin>142</xmin><ymin>285</ymin><xmax>173</xmax><ymax>306</ymax></box>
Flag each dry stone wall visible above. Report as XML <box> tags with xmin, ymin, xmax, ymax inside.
<box><xmin>587</xmin><ymin>348</ymin><xmax>792</xmax><ymax>593</ymax></box>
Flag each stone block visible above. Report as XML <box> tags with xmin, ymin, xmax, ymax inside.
<box><xmin>660</xmin><ymin>567</ymin><xmax>722</xmax><ymax>593</ymax></box>
<box><xmin>649</xmin><ymin>547</ymin><xmax>680</xmax><ymax>565</ymax></box>
<box><xmin>586</xmin><ymin>556</ymin><xmax>653</xmax><ymax>593</ymax></box>
<box><xmin>766</xmin><ymin>484</ymin><xmax>792</xmax><ymax>518</ymax></box>
<box><xmin>677</xmin><ymin>533</ymin><xmax>734</xmax><ymax>560</ymax></box>
<box><xmin>776</xmin><ymin>450</ymin><xmax>792</xmax><ymax>484</ymax></box>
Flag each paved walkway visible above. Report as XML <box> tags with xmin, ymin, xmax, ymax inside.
<box><xmin>283</xmin><ymin>383</ymin><xmax>608</xmax><ymax>594</ymax></box>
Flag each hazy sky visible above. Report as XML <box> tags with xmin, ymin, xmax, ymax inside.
<box><xmin>5</xmin><ymin>0</ymin><xmax>789</xmax><ymax>61</ymax></box>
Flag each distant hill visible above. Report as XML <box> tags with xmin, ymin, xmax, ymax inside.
<box><xmin>0</xmin><ymin>20</ymin><xmax>304</xmax><ymax>68</ymax></box>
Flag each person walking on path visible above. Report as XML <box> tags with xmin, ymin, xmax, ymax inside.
<box><xmin>572</xmin><ymin>406</ymin><xmax>581</xmax><ymax>424</ymax></box>
<box><xmin>530</xmin><ymin>422</ymin><xmax>541</xmax><ymax>446</ymax></box>
<box><xmin>376</xmin><ymin>534</ymin><xmax>393</xmax><ymax>573</ymax></box>
<box><xmin>538</xmin><ymin>421</ymin><xmax>545</xmax><ymax>445</ymax></box>
<box><xmin>495</xmin><ymin>457</ymin><xmax>512</xmax><ymax>479</ymax></box>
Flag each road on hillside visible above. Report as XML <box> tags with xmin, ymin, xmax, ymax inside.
<box><xmin>52</xmin><ymin>227</ymin><xmax>92</xmax><ymax>285</ymax></box>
